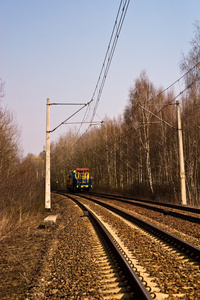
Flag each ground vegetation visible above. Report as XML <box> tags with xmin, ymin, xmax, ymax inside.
<box><xmin>0</xmin><ymin>79</ymin><xmax>45</xmax><ymax>242</ymax></box>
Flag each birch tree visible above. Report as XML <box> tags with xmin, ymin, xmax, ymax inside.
<box><xmin>180</xmin><ymin>21</ymin><xmax>200</xmax><ymax>205</ymax></box>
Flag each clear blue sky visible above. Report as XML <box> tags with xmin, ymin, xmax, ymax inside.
<box><xmin>1</xmin><ymin>0</ymin><xmax>200</xmax><ymax>156</ymax></box>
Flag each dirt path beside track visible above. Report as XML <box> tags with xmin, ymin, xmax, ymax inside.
<box><xmin>0</xmin><ymin>193</ymin><xmax>104</xmax><ymax>300</ymax></box>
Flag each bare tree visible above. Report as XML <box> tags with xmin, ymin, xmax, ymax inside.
<box><xmin>180</xmin><ymin>21</ymin><xmax>200</xmax><ymax>205</ymax></box>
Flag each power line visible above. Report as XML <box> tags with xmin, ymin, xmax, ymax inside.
<box><xmin>51</xmin><ymin>63</ymin><xmax>200</xmax><ymax>161</ymax></box>
<box><xmin>50</xmin><ymin>102</ymin><xmax>89</xmax><ymax>133</ymax></box>
<box><xmin>141</xmin><ymin>63</ymin><xmax>200</xmax><ymax>119</ymax></box>
<box><xmin>50</xmin><ymin>6</ymin><xmax>200</xmax><ymax>167</ymax></box>
<box><xmin>147</xmin><ymin>60</ymin><xmax>200</xmax><ymax>103</ymax></box>
<box><xmin>74</xmin><ymin>0</ymin><xmax>130</xmax><ymax>142</ymax></box>
<box><xmin>90</xmin><ymin>0</ymin><xmax>130</xmax><ymax>123</ymax></box>
<box><xmin>76</xmin><ymin>0</ymin><xmax>130</xmax><ymax>131</ymax></box>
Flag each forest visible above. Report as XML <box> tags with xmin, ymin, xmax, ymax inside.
<box><xmin>0</xmin><ymin>22</ymin><xmax>199</xmax><ymax>241</ymax></box>
<box><xmin>51</xmin><ymin>22</ymin><xmax>200</xmax><ymax>207</ymax></box>
<box><xmin>0</xmin><ymin>79</ymin><xmax>44</xmax><ymax>240</ymax></box>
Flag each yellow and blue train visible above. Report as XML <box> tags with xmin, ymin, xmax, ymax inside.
<box><xmin>67</xmin><ymin>168</ymin><xmax>92</xmax><ymax>192</ymax></box>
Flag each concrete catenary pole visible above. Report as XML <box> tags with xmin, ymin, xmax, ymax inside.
<box><xmin>45</xmin><ymin>98</ymin><xmax>51</xmax><ymax>209</ymax></box>
<box><xmin>176</xmin><ymin>100</ymin><xmax>187</xmax><ymax>205</ymax></box>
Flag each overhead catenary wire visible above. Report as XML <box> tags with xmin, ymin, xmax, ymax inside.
<box><xmin>90</xmin><ymin>0</ymin><xmax>130</xmax><ymax>124</ymax></box>
<box><xmin>76</xmin><ymin>0</ymin><xmax>130</xmax><ymax>133</ymax></box>
<box><xmin>50</xmin><ymin>102</ymin><xmax>89</xmax><ymax>133</ymax></box>
<box><xmin>50</xmin><ymin>3</ymin><xmax>200</xmax><ymax>163</ymax></box>
<box><xmin>98</xmin><ymin>66</ymin><xmax>200</xmax><ymax>169</ymax></box>
<box><xmin>137</xmin><ymin>61</ymin><xmax>200</xmax><ymax>123</ymax></box>
<box><xmin>51</xmin><ymin>0</ymin><xmax>131</xmax><ymax>155</ymax></box>
<box><xmin>51</xmin><ymin>62</ymin><xmax>200</xmax><ymax>162</ymax></box>
<box><xmin>147</xmin><ymin>60</ymin><xmax>200</xmax><ymax>103</ymax></box>
<box><xmin>58</xmin><ymin>0</ymin><xmax>130</xmax><ymax>144</ymax></box>
<box><xmin>149</xmin><ymin>72</ymin><xmax>200</xmax><ymax>118</ymax></box>
<box><xmin>51</xmin><ymin>78</ymin><xmax>199</xmax><ymax>181</ymax></box>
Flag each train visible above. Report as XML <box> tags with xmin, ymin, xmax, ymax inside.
<box><xmin>67</xmin><ymin>168</ymin><xmax>93</xmax><ymax>192</ymax></box>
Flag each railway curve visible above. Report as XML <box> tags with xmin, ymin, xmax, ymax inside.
<box><xmin>57</xmin><ymin>192</ymin><xmax>200</xmax><ymax>298</ymax></box>
<box><xmin>67</xmin><ymin>193</ymin><xmax>154</xmax><ymax>299</ymax></box>
<box><xmin>77</xmin><ymin>193</ymin><xmax>200</xmax><ymax>262</ymax></box>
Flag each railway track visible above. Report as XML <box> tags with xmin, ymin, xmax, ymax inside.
<box><xmin>77</xmin><ymin>193</ymin><xmax>200</xmax><ymax>261</ymax></box>
<box><xmin>25</xmin><ymin>191</ymin><xmax>200</xmax><ymax>299</ymax></box>
<box><xmin>86</xmin><ymin>192</ymin><xmax>200</xmax><ymax>248</ymax></box>
<box><xmin>67</xmin><ymin>193</ymin><xmax>154</xmax><ymax>299</ymax></box>
<box><xmin>90</xmin><ymin>192</ymin><xmax>200</xmax><ymax>214</ymax></box>
<box><xmin>56</xmin><ymin>192</ymin><xmax>200</xmax><ymax>299</ymax></box>
<box><xmin>58</xmin><ymin>191</ymin><xmax>200</xmax><ymax>299</ymax></box>
<box><xmin>90</xmin><ymin>192</ymin><xmax>200</xmax><ymax>224</ymax></box>
<box><xmin>27</xmin><ymin>193</ymin><xmax>154</xmax><ymax>299</ymax></box>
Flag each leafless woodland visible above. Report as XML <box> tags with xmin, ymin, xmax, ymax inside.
<box><xmin>51</xmin><ymin>22</ymin><xmax>200</xmax><ymax>207</ymax></box>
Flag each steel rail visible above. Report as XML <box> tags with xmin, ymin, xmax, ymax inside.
<box><xmin>90</xmin><ymin>192</ymin><xmax>200</xmax><ymax>214</ymax></box>
<box><xmin>90</xmin><ymin>193</ymin><xmax>200</xmax><ymax>224</ymax></box>
<box><xmin>79</xmin><ymin>194</ymin><xmax>200</xmax><ymax>262</ymax></box>
<box><xmin>65</xmin><ymin>193</ymin><xmax>153</xmax><ymax>300</ymax></box>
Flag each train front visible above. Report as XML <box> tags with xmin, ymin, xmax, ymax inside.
<box><xmin>76</xmin><ymin>168</ymin><xmax>92</xmax><ymax>191</ymax></box>
<box><xmin>67</xmin><ymin>168</ymin><xmax>92</xmax><ymax>191</ymax></box>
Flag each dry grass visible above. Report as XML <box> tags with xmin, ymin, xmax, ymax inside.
<box><xmin>0</xmin><ymin>212</ymin><xmax>17</xmax><ymax>242</ymax></box>
<box><xmin>0</xmin><ymin>208</ymin><xmax>39</xmax><ymax>242</ymax></box>
<box><xmin>0</xmin><ymin>205</ymin><xmax>51</xmax><ymax>299</ymax></box>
